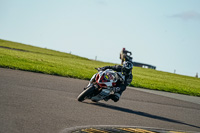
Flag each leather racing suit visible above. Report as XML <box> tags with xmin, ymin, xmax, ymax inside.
<box><xmin>99</xmin><ymin>65</ymin><xmax>133</xmax><ymax>102</ymax></box>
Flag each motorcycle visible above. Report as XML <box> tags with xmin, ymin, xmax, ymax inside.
<box><xmin>77</xmin><ymin>69</ymin><xmax>125</xmax><ymax>102</ymax></box>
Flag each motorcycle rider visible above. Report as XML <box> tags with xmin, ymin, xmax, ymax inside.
<box><xmin>120</xmin><ymin>48</ymin><xmax>132</xmax><ymax>65</ymax></box>
<box><xmin>97</xmin><ymin>61</ymin><xmax>133</xmax><ymax>102</ymax></box>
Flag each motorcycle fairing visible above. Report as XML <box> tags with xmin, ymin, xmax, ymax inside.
<box><xmin>96</xmin><ymin>69</ymin><xmax>118</xmax><ymax>88</ymax></box>
<box><xmin>91</xmin><ymin>89</ymin><xmax>111</xmax><ymax>102</ymax></box>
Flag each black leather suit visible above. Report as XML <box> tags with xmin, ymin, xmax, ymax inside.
<box><xmin>100</xmin><ymin>65</ymin><xmax>133</xmax><ymax>102</ymax></box>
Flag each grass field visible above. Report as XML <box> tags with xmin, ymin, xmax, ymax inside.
<box><xmin>0</xmin><ymin>39</ymin><xmax>200</xmax><ymax>97</ymax></box>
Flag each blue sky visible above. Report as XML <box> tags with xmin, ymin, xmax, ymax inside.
<box><xmin>0</xmin><ymin>0</ymin><xmax>200</xmax><ymax>77</ymax></box>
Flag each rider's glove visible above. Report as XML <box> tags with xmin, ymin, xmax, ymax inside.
<box><xmin>97</xmin><ymin>67</ymin><xmax>106</xmax><ymax>71</ymax></box>
<box><xmin>113</xmin><ymin>87</ymin><xmax>121</xmax><ymax>93</ymax></box>
<box><xmin>97</xmin><ymin>67</ymin><xmax>103</xmax><ymax>71</ymax></box>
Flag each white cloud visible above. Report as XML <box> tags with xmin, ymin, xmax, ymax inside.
<box><xmin>170</xmin><ymin>11</ymin><xmax>200</xmax><ymax>21</ymax></box>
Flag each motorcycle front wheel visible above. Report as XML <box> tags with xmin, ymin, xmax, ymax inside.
<box><xmin>77</xmin><ymin>86</ymin><xmax>95</xmax><ymax>102</ymax></box>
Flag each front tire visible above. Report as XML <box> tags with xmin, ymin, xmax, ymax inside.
<box><xmin>77</xmin><ymin>86</ymin><xmax>95</xmax><ymax>102</ymax></box>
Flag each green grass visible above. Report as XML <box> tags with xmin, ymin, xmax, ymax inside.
<box><xmin>0</xmin><ymin>39</ymin><xmax>200</xmax><ymax>97</ymax></box>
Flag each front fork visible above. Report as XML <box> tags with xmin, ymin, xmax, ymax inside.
<box><xmin>87</xmin><ymin>73</ymin><xmax>97</xmax><ymax>87</ymax></box>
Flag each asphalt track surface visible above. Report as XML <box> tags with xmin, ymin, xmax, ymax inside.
<box><xmin>0</xmin><ymin>68</ymin><xmax>200</xmax><ymax>133</ymax></box>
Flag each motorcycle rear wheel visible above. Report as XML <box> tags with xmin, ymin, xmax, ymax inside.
<box><xmin>77</xmin><ymin>86</ymin><xmax>95</xmax><ymax>102</ymax></box>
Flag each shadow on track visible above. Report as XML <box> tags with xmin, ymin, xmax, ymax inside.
<box><xmin>86</xmin><ymin>102</ymin><xmax>200</xmax><ymax>129</ymax></box>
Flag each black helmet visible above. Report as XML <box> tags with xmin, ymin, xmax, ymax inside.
<box><xmin>122</xmin><ymin>61</ymin><xmax>133</xmax><ymax>74</ymax></box>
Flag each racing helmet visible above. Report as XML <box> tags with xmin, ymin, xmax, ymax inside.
<box><xmin>122</xmin><ymin>61</ymin><xmax>133</xmax><ymax>74</ymax></box>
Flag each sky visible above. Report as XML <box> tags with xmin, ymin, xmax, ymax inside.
<box><xmin>0</xmin><ymin>0</ymin><xmax>200</xmax><ymax>77</ymax></box>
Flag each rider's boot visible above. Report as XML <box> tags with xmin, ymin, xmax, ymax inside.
<box><xmin>104</xmin><ymin>96</ymin><xmax>110</xmax><ymax>101</ymax></box>
<box><xmin>110</xmin><ymin>93</ymin><xmax>120</xmax><ymax>102</ymax></box>
<box><xmin>92</xmin><ymin>99</ymin><xmax>98</xmax><ymax>102</ymax></box>
<box><xmin>106</xmin><ymin>93</ymin><xmax>121</xmax><ymax>102</ymax></box>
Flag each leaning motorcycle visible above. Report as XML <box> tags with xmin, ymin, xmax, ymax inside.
<box><xmin>77</xmin><ymin>69</ymin><xmax>124</xmax><ymax>102</ymax></box>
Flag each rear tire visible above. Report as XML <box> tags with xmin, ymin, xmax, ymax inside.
<box><xmin>77</xmin><ymin>86</ymin><xmax>95</xmax><ymax>102</ymax></box>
